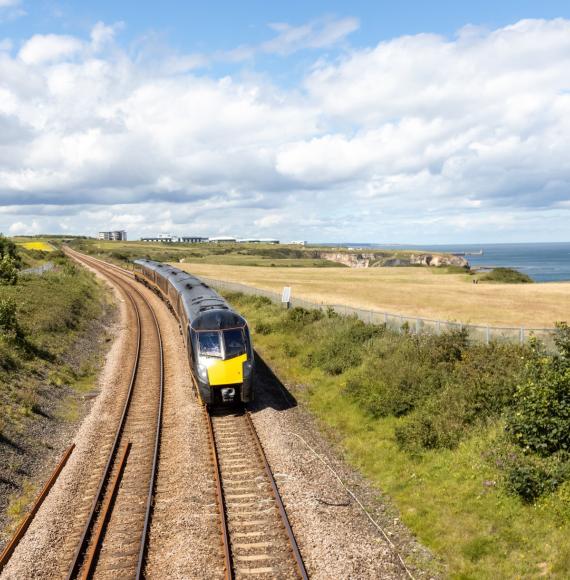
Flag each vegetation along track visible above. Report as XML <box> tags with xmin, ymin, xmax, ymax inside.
<box><xmin>65</xmin><ymin>248</ymin><xmax>164</xmax><ymax>578</ymax></box>
<box><xmin>206</xmin><ymin>408</ymin><xmax>308</xmax><ymax>579</ymax></box>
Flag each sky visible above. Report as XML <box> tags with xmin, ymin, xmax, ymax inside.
<box><xmin>1</xmin><ymin>1</ymin><xmax>570</xmax><ymax>243</ymax></box>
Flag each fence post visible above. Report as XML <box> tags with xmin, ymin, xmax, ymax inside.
<box><xmin>520</xmin><ymin>327</ymin><xmax>524</xmax><ymax>345</ymax></box>
<box><xmin>384</xmin><ymin>313</ymin><xmax>388</xmax><ymax>324</ymax></box>
<box><xmin>486</xmin><ymin>326</ymin><xmax>490</xmax><ymax>345</ymax></box>
<box><xmin>436</xmin><ymin>320</ymin><xmax>441</xmax><ymax>335</ymax></box>
<box><xmin>416</xmin><ymin>318</ymin><xmax>420</xmax><ymax>334</ymax></box>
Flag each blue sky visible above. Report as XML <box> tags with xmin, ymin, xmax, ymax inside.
<box><xmin>1</xmin><ymin>1</ymin><xmax>570</xmax><ymax>242</ymax></box>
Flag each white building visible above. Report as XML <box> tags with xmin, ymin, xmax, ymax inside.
<box><xmin>98</xmin><ymin>230</ymin><xmax>127</xmax><ymax>241</ymax></box>
<box><xmin>140</xmin><ymin>234</ymin><xmax>208</xmax><ymax>243</ymax></box>
<box><xmin>208</xmin><ymin>236</ymin><xmax>237</xmax><ymax>243</ymax></box>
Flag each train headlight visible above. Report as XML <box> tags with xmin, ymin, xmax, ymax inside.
<box><xmin>197</xmin><ymin>362</ymin><xmax>208</xmax><ymax>382</ymax></box>
<box><xmin>243</xmin><ymin>360</ymin><xmax>253</xmax><ymax>377</ymax></box>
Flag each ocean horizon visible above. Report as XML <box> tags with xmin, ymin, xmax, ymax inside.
<box><xmin>318</xmin><ymin>242</ymin><xmax>570</xmax><ymax>283</ymax></box>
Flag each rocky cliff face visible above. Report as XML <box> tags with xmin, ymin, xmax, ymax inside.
<box><xmin>318</xmin><ymin>252</ymin><xmax>469</xmax><ymax>269</ymax></box>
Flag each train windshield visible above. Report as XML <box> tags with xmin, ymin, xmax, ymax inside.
<box><xmin>223</xmin><ymin>328</ymin><xmax>246</xmax><ymax>359</ymax></box>
<box><xmin>198</xmin><ymin>331</ymin><xmax>222</xmax><ymax>358</ymax></box>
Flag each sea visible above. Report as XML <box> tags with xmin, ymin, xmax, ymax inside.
<box><xmin>320</xmin><ymin>242</ymin><xmax>570</xmax><ymax>283</ymax></box>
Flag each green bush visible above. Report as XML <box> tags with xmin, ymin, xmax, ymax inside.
<box><xmin>346</xmin><ymin>330</ymin><xmax>469</xmax><ymax>418</ymax></box>
<box><xmin>480</xmin><ymin>267</ymin><xmax>533</xmax><ymax>284</ymax></box>
<box><xmin>504</xmin><ymin>450</ymin><xmax>570</xmax><ymax>503</ymax></box>
<box><xmin>0</xmin><ymin>254</ymin><xmax>19</xmax><ymax>285</ymax></box>
<box><xmin>285</xmin><ymin>307</ymin><xmax>323</xmax><ymax>328</ymax></box>
<box><xmin>506</xmin><ymin>323</ymin><xmax>570</xmax><ymax>456</ymax></box>
<box><xmin>396</xmin><ymin>342</ymin><xmax>526</xmax><ymax>452</ymax></box>
<box><xmin>304</xmin><ymin>318</ymin><xmax>384</xmax><ymax>375</ymax></box>
<box><xmin>0</xmin><ymin>297</ymin><xmax>23</xmax><ymax>340</ymax></box>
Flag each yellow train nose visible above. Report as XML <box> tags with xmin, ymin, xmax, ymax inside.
<box><xmin>207</xmin><ymin>354</ymin><xmax>248</xmax><ymax>386</ymax></box>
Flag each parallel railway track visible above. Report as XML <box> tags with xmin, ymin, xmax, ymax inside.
<box><xmin>64</xmin><ymin>249</ymin><xmax>164</xmax><ymax>579</ymax></box>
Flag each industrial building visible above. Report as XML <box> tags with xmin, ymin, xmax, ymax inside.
<box><xmin>140</xmin><ymin>234</ymin><xmax>208</xmax><ymax>243</ymax></box>
<box><xmin>98</xmin><ymin>230</ymin><xmax>127</xmax><ymax>241</ymax></box>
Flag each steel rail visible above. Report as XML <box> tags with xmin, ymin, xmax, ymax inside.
<box><xmin>65</xmin><ymin>250</ymin><xmax>164</xmax><ymax>579</ymax></box>
<box><xmin>204</xmin><ymin>410</ymin><xmax>234</xmax><ymax>580</ymax></box>
<box><xmin>245</xmin><ymin>412</ymin><xmax>309</xmax><ymax>580</ymax></box>
<box><xmin>0</xmin><ymin>444</ymin><xmax>75</xmax><ymax>573</ymax></box>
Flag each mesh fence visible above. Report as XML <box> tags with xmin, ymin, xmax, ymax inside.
<box><xmin>201</xmin><ymin>276</ymin><xmax>557</xmax><ymax>351</ymax></box>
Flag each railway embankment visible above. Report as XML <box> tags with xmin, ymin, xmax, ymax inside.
<box><xmin>225</xmin><ymin>291</ymin><xmax>570</xmax><ymax>578</ymax></box>
<box><xmin>0</xmin><ymin>249</ymin><xmax>115</xmax><ymax>551</ymax></box>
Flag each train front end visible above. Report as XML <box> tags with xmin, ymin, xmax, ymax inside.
<box><xmin>192</xmin><ymin>315</ymin><xmax>254</xmax><ymax>406</ymax></box>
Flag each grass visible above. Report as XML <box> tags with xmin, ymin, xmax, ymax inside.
<box><xmin>228</xmin><ymin>293</ymin><xmax>570</xmax><ymax>578</ymax></box>
<box><xmin>175</xmin><ymin>263</ymin><xmax>569</xmax><ymax>328</ymax></box>
<box><xmin>0</xmin><ymin>253</ymin><xmax>105</xmax><ymax>436</ymax></box>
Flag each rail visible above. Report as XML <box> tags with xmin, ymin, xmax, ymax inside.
<box><xmin>204</xmin><ymin>409</ymin><xmax>308</xmax><ymax>579</ymax></box>
<box><xmin>199</xmin><ymin>276</ymin><xmax>558</xmax><ymax>350</ymax></box>
<box><xmin>65</xmin><ymin>249</ymin><xmax>164</xmax><ymax>579</ymax></box>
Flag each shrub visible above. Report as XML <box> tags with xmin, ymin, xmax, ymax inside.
<box><xmin>0</xmin><ymin>255</ymin><xmax>19</xmax><ymax>285</ymax></box>
<box><xmin>285</xmin><ymin>307</ymin><xmax>323</xmax><ymax>328</ymax></box>
<box><xmin>345</xmin><ymin>330</ymin><xmax>469</xmax><ymax>418</ymax></box>
<box><xmin>305</xmin><ymin>318</ymin><xmax>384</xmax><ymax>375</ymax></box>
<box><xmin>506</xmin><ymin>323</ymin><xmax>570</xmax><ymax>456</ymax></box>
<box><xmin>396</xmin><ymin>342</ymin><xmax>526</xmax><ymax>452</ymax></box>
<box><xmin>0</xmin><ymin>297</ymin><xmax>23</xmax><ymax>340</ymax></box>
<box><xmin>480</xmin><ymin>267</ymin><xmax>533</xmax><ymax>284</ymax></box>
<box><xmin>504</xmin><ymin>451</ymin><xmax>570</xmax><ymax>503</ymax></box>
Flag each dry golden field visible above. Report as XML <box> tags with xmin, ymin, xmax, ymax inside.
<box><xmin>175</xmin><ymin>263</ymin><xmax>570</xmax><ymax>328</ymax></box>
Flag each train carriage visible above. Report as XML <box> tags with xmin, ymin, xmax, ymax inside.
<box><xmin>133</xmin><ymin>259</ymin><xmax>254</xmax><ymax>405</ymax></box>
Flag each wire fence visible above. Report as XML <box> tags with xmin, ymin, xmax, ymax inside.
<box><xmin>201</xmin><ymin>276</ymin><xmax>558</xmax><ymax>351</ymax></box>
<box><xmin>20</xmin><ymin>262</ymin><xmax>55</xmax><ymax>276</ymax></box>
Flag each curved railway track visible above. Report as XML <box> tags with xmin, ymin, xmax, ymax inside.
<box><xmin>64</xmin><ymin>249</ymin><xmax>164</xmax><ymax>579</ymax></box>
<box><xmin>70</xmin><ymin>249</ymin><xmax>307</xmax><ymax>578</ymax></box>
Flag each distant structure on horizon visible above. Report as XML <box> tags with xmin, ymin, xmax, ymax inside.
<box><xmin>98</xmin><ymin>230</ymin><xmax>127</xmax><ymax>241</ymax></box>
<box><xmin>140</xmin><ymin>234</ymin><xmax>280</xmax><ymax>244</ymax></box>
<box><xmin>140</xmin><ymin>234</ymin><xmax>208</xmax><ymax>243</ymax></box>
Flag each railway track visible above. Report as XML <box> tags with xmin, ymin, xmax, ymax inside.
<box><xmin>65</xmin><ymin>249</ymin><xmax>164</xmax><ymax>579</ymax></box>
<box><xmin>68</xmin><ymin>249</ymin><xmax>307</xmax><ymax>578</ymax></box>
<box><xmin>206</xmin><ymin>409</ymin><xmax>308</xmax><ymax>579</ymax></box>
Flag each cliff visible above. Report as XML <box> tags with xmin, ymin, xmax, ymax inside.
<box><xmin>318</xmin><ymin>251</ymin><xmax>469</xmax><ymax>269</ymax></box>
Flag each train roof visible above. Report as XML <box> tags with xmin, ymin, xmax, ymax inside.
<box><xmin>133</xmin><ymin>259</ymin><xmax>246</xmax><ymax>330</ymax></box>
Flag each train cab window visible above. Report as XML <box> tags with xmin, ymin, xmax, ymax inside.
<box><xmin>198</xmin><ymin>331</ymin><xmax>222</xmax><ymax>358</ymax></box>
<box><xmin>223</xmin><ymin>329</ymin><xmax>246</xmax><ymax>359</ymax></box>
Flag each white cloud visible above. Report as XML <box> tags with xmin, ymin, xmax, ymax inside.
<box><xmin>1</xmin><ymin>18</ymin><xmax>570</xmax><ymax>242</ymax></box>
<box><xmin>19</xmin><ymin>34</ymin><xmax>83</xmax><ymax>65</ymax></box>
<box><xmin>0</xmin><ymin>0</ymin><xmax>20</xmax><ymax>6</ymax></box>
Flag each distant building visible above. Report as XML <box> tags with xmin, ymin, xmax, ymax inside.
<box><xmin>98</xmin><ymin>230</ymin><xmax>127</xmax><ymax>241</ymax></box>
<box><xmin>140</xmin><ymin>234</ymin><xmax>208</xmax><ymax>243</ymax></box>
<box><xmin>208</xmin><ymin>236</ymin><xmax>237</xmax><ymax>243</ymax></box>
<box><xmin>237</xmin><ymin>238</ymin><xmax>279</xmax><ymax>244</ymax></box>
<box><xmin>291</xmin><ymin>240</ymin><xmax>306</xmax><ymax>246</ymax></box>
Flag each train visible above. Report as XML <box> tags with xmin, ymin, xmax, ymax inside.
<box><xmin>133</xmin><ymin>259</ymin><xmax>254</xmax><ymax>406</ymax></box>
